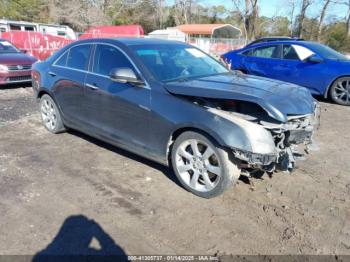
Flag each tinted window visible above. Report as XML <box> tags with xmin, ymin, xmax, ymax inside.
<box><xmin>10</xmin><ymin>24</ymin><xmax>21</xmax><ymax>30</ymax></box>
<box><xmin>67</xmin><ymin>45</ymin><xmax>91</xmax><ymax>70</ymax></box>
<box><xmin>283</xmin><ymin>45</ymin><xmax>299</xmax><ymax>60</ymax></box>
<box><xmin>93</xmin><ymin>45</ymin><xmax>134</xmax><ymax>76</ymax></box>
<box><xmin>241</xmin><ymin>49</ymin><xmax>253</xmax><ymax>56</ymax></box>
<box><xmin>55</xmin><ymin>51</ymin><xmax>69</xmax><ymax>66</ymax></box>
<box><xmin>25</xmin><ymin>26</ymin><xmax>35</xmax><ymax>31</ymax></box>
<box><xmin>252</xmin><ymin>45</ymin><xmax>280</xmax><ymax>59</ymax></box>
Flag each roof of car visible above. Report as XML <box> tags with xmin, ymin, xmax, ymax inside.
<box><xmin>75</xmin><ymin>37</ymin><xmax>187</xmax><ymax>46</ymax></box>
<box><xmin>246</xmin><ymin>37</ymin><xmax>304</xmax><ymax>47</ymax></box>
<box><xmin>117</xmin><ymin>37</ymin><xmax>186</xmax><ymax>45</ymax></box>
<box><xmin>243</xmin><ymin>40</ymin><xmax>315</xmax><ymax>49</ymax></box>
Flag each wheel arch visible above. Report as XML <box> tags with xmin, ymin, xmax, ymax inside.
<box><xmin>166</xmin><ymin>126</ymin><xmax>226</xmax><ymax>165</ymax></box>
<box><xmin>36</xmin><ymin>88</ymin><xmax>54</xmax><ymax>101</ymax></box>
<box><xmin>37</xmin><ymin>90</ymin><xmax>50</xmax><ymax>99</ymax></box>
<box><xmin>324</xmin><ymin>75</ymin><xmax>350</xmax><ymax>99</ymax></box>
<box><xmin>37</xmin><ymin>89</ymin><xmax>66</xmax><ymax>124</ymax></box>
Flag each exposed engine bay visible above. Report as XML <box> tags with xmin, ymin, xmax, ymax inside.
<box><xmin>191</xmin><ymin>97</ymin><xmax>321</xmax><ymax>173</ymax></box>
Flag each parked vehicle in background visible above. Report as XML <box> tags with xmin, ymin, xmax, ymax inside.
<box><xmin>0</xmin><ymin>39</ymin><xmax>37</xmax><ymax>85</ymax></box>
<box><xmin>32</xmin><ymin>38</ymin><xmax>319</xmax><ymax>198</ymax></box>
<box><xmin>0</xmin><ymin>19</ymin><xmax>76</xmax><ymax>40</ymax></box>
<box><xmin>222</xmin><ymin>40</ymin><xmax>350</xmax><ymax>106</ymax></box>
<box><xmin>245</xmin><ymin>37</ymin><xmax>303</xmax><ymax>47</ymax></box>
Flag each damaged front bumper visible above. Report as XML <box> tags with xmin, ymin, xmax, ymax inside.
<box><xmin>232</xmin><ymin>102</ymin><xmax>320</xmax><ymax>173</ymax></box>
<box><xmin>232</xmin><ymin>148</ymin><xmax>277</xmax><ymax>166</ymax></box>
<box><xmin>232</xmin><ymin>144</ymin><xmax>303</xmax><ymax>173</ymax></box>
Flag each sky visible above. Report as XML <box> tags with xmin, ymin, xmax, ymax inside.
<box><xmin>167</xmin><ymin>0</ymin><xmax>348</xmax><ymax>21</ymax></box>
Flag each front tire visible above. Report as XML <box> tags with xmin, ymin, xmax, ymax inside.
<box><xmin>171</xmin><ymin>131</ymin><xmax>241</xmax><ymax>198</ymax></box>
<box><xmin>330</xmin><ymin>77</ymin><xmax>350</xmax><ymax>106</ymax></box>
<box><xmin>40</xmin><ymin>94</ymin><xmax>66</xmax><ymax>134</ymax></box>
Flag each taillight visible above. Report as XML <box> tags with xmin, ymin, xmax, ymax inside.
<box><xmin>32</xmin><ymin>71</ymin><xmax>40</xmax><ymax>90</ymax></box>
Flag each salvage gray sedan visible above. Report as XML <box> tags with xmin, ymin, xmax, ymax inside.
<box><xmin>32</xmin><ymin>38</ymin><xmax>320</xmax><ymax>198</ymax></box>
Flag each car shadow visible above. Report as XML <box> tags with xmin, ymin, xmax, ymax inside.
<box><xmin>68</xmin><ymin>130</ymin><xmax>262</xmax><ymax>190</ymax></box>
<box><xmin>32</xmin><ymin>215</ymin><xmax>128</xmax><ymax>262</ymax></box>
<box><xmin>67</xmin><ymin>129</ymin><xmax>183</xmax><ymax>188</ymax></box>
<box><xmin>313</xmin><ymin>94</ymin><xmax>344</xmax><ymax>106</ymax></box>
<box><xmin>0</xmin><ymin>83</ymin><xmax>32</xmax><ymax>89</ymax></box>
<box><xmin>314</xmin><ymin>94</ymin><xmax>328</xmax><ymax>103</ymax></box>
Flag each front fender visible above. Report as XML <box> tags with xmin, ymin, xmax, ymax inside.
<box><xmin>172</xmin><ymin>115</ymin><xmax>253</xmax><ymax>153</ymax></box>
<box><xmin>170</xmin><ymin>107</ymin><xmax>276</xmax><ymax>155</ymax></box>
<box><xmin>207</xmin><ymin>108</ymin><xmax>276</xmax><ymax>155</ymax></box>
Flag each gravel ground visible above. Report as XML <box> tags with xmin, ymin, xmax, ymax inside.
<box><xmin>0</xmin><ymin>86</ymin><xmax>349</xmax><ymax>258</ymax></box>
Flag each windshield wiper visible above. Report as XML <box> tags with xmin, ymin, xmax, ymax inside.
<box><xmin>164</xmin><ymin>72</ymin><xmax>230</xmax><ymax>84</ymax></box>
<box><xmin>163</xmin><ymin>76</ymin><xmax>192</xmax><ymax>83</ymax></box>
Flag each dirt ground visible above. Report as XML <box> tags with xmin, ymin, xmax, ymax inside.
<box><xmin>0</xmin><ymin>86</ymin><xmax>350</xmax><ymax>257</ymax></box>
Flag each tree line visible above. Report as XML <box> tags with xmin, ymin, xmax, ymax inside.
<box><xmin>0</xmin><ymin>0</ymin><xmax>349</xmax><ymax>52</ymax></box>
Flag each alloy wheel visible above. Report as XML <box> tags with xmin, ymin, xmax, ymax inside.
<box><xmin>174</xmin><ymin>139</ymin><xmax>222</xmax><ymax>192</ymax></box>
<box><xmin>41</xmin><ymin>97</ymin><xmax>57</xmax><ymax>131</ymax></box>
<box><xmin>332</xmin><ymin>78</ymin><xmax>350</xmax><ymax>105</ymax></box>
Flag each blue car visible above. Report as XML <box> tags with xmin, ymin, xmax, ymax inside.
<box><xmin>32</xmin><ymin>38</ymin><xmax>319</xmax><ymax>198</ymax></box>
<box><xmin>222</xmin><ymin>40</ymin><xmax>350</xmax><ymax>105</ymax></box>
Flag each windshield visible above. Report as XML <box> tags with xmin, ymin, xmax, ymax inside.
<box><xmin>131</xmin><ymin>44</ymin><xmax>229</xmax><ymax>82</ymax></box>
<box><xmin>0</xmin><ymin>40</ymin><xmax>19</xmax><ymax>53</ymax></box>
<box><xmin>309</xmin><ymin>43</ymin><xmax>348</xmax><ymax>61</ymax></box>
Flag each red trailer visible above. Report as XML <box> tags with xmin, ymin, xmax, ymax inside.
<box><xmin>0</xmin><ymin>31</ymin><xmax>73</xmax><ymax>60</ymax></box>
<box><xmin>79</xmin><ymin>25</ymin><xmax>144</xmax><ymax>39</ymax></box>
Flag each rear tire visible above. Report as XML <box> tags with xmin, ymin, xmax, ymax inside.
<box><xmin>171</xmin><ymin>131</ymin><xmax>240</xmax><ymax>198</ymax></box>
<box><xmin>330</xmin><ymin>77</ymin><xmax>350</xmax><ymax>106</ymax></box>
<box><xmin>40</xmin><ymin>94</ymin><xmax>66</xmax><ymax>134</ymax></box>
<box><xmin>234</xmin><ymin>69</ymin><xmax>246</xmax><ymax>75</ymax></box>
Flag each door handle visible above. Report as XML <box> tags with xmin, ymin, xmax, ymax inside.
<box><xmin>86</xmin><ymin>83</ymin><xmax>99</xmax><ymax>90</ymax></box>
<box><xmin>48</xmin><ymin>71</ymin><xmax>56</xmax><ymax>77</ymax></box>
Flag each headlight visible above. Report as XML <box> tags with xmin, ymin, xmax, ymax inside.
<box><xmin>0</xmin><ymin>64</ymin><xmax>8</xmax><ymax>73</ymax></box>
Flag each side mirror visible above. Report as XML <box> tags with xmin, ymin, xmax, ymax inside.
<box><xmin>21</xmin><ymin>49</ymin><xmax>28</xmax><ymax>54</ymax></box>
<box><xmin>306</xmin><ymin>55</ymin><xmax>323</xmax><ymax>64</ymax></box>
<box><xmin>109</xmin><ymin>67</ymin><xmax>144</xmax><ymax>86</ymax></box>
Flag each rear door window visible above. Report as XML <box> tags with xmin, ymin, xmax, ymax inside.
<box><xmin>252</xmin><ymin>45</ymin><xmax>281</xmax><ymax>59</ymax></box>
<box><xmin>66</xmin><ymin>44</ymin><xmax>91</xmax><ymax>71</ymax></box>
<box><xmin>92</xmin><ymin>44</ymin><xmax>135</xmax><ymax>76</ymax></box>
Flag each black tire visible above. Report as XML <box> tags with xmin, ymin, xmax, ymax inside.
<box><xmin>39</xmin><ymin>94</ymin><xmax>66</xmax><ymax>134</ymax></box>
<box><xmin>234</xmin><ymin>69</ymin><xmax>246</xmax><ymax>75</ymax></box>
<box><xmin>171</xmin><ymin>131</ymin><xmax>240</xmax><ymax>198</ymax></box>
<box><xmin>330</xmin><ymin>77</ymin><xmax>350</xmax><ymax>106</ymax></box>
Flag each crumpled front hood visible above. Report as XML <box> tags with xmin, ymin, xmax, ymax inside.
<box><xmin>164</xmin><ymin>73</ymin><xmax>316</xmax><ymax>123</ymax></box>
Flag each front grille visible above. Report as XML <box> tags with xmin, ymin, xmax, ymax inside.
<box><xmin>7</xmin><ymin>75</ymin><xmax>32</xmax><ymax>82</ymax></box>
<box><xmin>7</xmin><ymin>64</ymin><xmax>32</xmax><ymax>71</ymax></box>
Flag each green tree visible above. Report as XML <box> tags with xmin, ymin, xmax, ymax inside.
<box><xmin>324</xmin><ymin>22</ymin><xmax>350</xmax><ymax>52</ymax></box>
<box><xmin>1</xmin><ymin>0</ymin><xmax>49</xmax><ymax>22</ymax></box>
